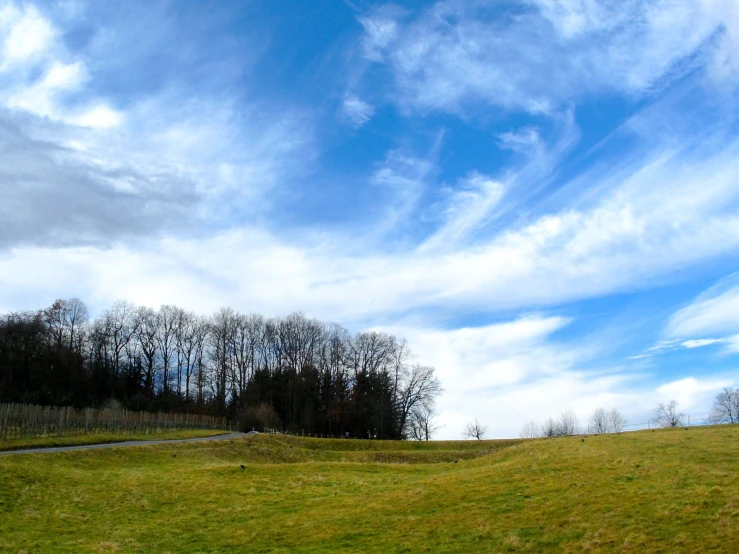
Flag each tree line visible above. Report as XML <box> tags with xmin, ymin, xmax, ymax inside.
<box><xmin>0</xmin><ymin>298</ymin><xmax>441</xmax><ymax>439</ymax></box>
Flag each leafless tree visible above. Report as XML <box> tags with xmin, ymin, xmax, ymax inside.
<box><xmin>174</xmin><ymin>309</ymin><xmax>201</xmax><ymax>401</ymax></box>
<box><xmin>558</xmin><ymin>409</ymin><xmax>579</xmax><ymax>436</ymax></box>
<box><xmin>708</xmin><ymin>388</ymin><xmax>739</xmax><ymax>424</ymax></box>
<box><xmin>103</xmin><ymin>301</ymin><xmax>138</xmax><ymax>381</ymax></box>
<box><xmin>519</xmin><ymin>420</ymin><xmax>540</xmax><ymax>439</ymax></box>
<box><xmin>463</xmin><ymin>418</ymin><xmax>488</xmax><ymax>440</ymax></box>
<box><xmin>609</xmin><ymin>408</ymin><xmax>626</xmax><ymax>434</ymax></box>
<box><xmin>396</xmin><ymin>364</ymin><xmax>442</xmax><ymax>436</ymax></box>
<box><xmin>156</xmin><ymin>305</ymin><xmax>179</xmax><ymax>394</ymax></box>
<box><xmin>542</xmin><ymin>417</ymin><xmax>559</xmax><ymax>437</ymax></box>
<box><xmin>654</xmin><ymin>400</ymin><xmax>684</xmax><ymax>428</ymax></box>
<box><xmin>589</xmin><ymin>407</ymin><xmax>610</xmax><ymax>434</ymax></box>
<box><xmin>273</xmin><ymin>312</ymin><xmax>323</xmax><ymax>372</ymax></box>
<box><xmin>210</xmin><ymin>308</ymin><xmax>237</xmax><ymax>412</ymax></box>
<box><xmin>192</xmin><ymin>316</ymin><xmax>210</xmax><ymax>406</ymax></box>
<box><xmin>230</xmin><ymin>313</ymin><xmax>264</xmax><ymax>405</ymax></box>
<box><xmin>407</xmin><ymin>404</ymin><xmax>441</xmax><ymax>441</ymax></box>
<box><xmin>133</xmin><ymin>307</ymin><xmax>159</xmax><ymax>397</ymax></box>
<box><xmin>45</xmin><ymin>298</ymin><xmax>89</xmax><ymax>353</ymax></box>
<box><xmin>64</xmin><ymin>298</ymin><xmax>89</xmax><ymax>352</ymax></box>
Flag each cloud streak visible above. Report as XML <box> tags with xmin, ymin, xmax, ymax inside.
<box><xmin>358</xmin><ymin>0</ymin><xmax>735</xmax><ymax>115</ymax></box>
<box><xmin>667</xmin><ymin>275</ymin><xmax>739</xmax><ymax>337</ymax></box>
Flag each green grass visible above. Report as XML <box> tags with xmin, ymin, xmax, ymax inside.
<box><xmin>1</xmin><ymin>426</ymin><xmax>738</xmax><ymax>552</ymax></box>
<box><xmin>0</xmin><ymin>429</ymin><xmax>230</xmax><ymax>452</ymax></box>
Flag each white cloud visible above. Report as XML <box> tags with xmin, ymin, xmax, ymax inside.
<box><xmin>341</xmin><ymin>95</ymin><xmax>375</xmax><ymax>127</ymax></box>
<box><xmin>365</xmin><ymin>146</ymin><xmax>439</xmax><ymax>239</ymax></box>
<box><xmin>656</xmin><ymin>377</ymin><xmax>732</xmax><ymax>414</ymax></box>
<box><xmin>725</xmin><ymin>335</ymin><xmax>739</xmax><ymax>353</ymax></box>
<box><xmin>3</xmin><ymin>122</ymin><xmax>739</xmax><ymax>322</ymax></box>
<box><xmin>533</xmin><ymin>0</ymin><xmax>613</xmax><ymax>38</ymax></box>
<box><xmin>383</xmin><ymin>315</ymin><xmax>575</xmax><ymax>390</ymax></box>
<box><xmin>7</xmin><ymin>61</ymin><xmax>87</xmax><ymax>117</ymax></box>
<box><xmin>359</xmin><ymin>6</ymin><xmax>402</xmax><ymax>62</ymax></box>
<box><xmin>496</xmin><ymin>127</ymin><xmax>544</xmax><ymax>155</ymax></box>
<box><xmin>379</xmin><ymin>315</ymin><xmax>629</xmax><ymax>438</ymax></box>
<box><xmin>0</xmin><ymin>6</ymin><xmax>125</xmax><ymax>130</ymax></box>
<box><xmin>359</xmin><ymin>0</ymin><xmax>737</xmax><ymax>114</ymax></box>
<box><xmin>667</xmin><ymin>274</ymin><xmax>739</xmax><ymax>338</ymax></box>
<box><xmin>0</xmin><ymin>2</ymin><xmax>316</xmax><ymax>250</ymax></box>
<box><xmin>420</xmin><ymin>172</ymin><xmax>504</xmax><ymax>252</ymax></box>
<box><xmin>681</xmin><ymin>338</ymin><xmax>725</xmax><ymax>349</ymax></box>
<box><xmin>379</xmin><ymin>318</ymin><xmax>736</xmax><ymax>438</ymax></box>
<box><xmin>0</xmin><ymin>2</ymin><xmax>55</xmax><ymax>68</ymax></box>
<box><xmin>72</xmin><ymin>104</ymin><xmax>124</xmax><ymax>129</ymax></box>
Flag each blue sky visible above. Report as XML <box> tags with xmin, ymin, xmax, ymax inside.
<box><xmin>1</xmin><ymin>0</ymin><xmax>739</xmax><ymax>437</ymax></box>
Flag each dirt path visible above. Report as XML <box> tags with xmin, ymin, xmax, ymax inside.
<box><xmin>0</xmin><ymin>432</ymin><xmax>249</xmax><ymax>456</ymax></box>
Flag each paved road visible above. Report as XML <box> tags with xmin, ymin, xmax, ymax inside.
<box><xmin>0</xmin><ymin>432</ymin><xmax>249</xmax><ymax>456</ymax></box>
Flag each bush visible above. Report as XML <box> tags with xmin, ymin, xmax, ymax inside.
<box><xmin>239</xmin><ymin>402</ymin><xmax>281</xmax><ymax>432</ymax></box>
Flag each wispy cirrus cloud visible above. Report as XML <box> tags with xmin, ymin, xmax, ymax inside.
<box><xmin>358</xmin><ymin>0</ymin><xmax>736</xmax><ymax>115</ymax></box>
<box><xmin>666</xmin><ymin>273</ymin><xmax>739</xmax><ymax>340</ymax></box>
<box><xmin>4</xmin><ymin>119</ymin><xmax>739</xmax><ymax>323</ymax></box>
<box><xmin>419</xmin><ymin>172</ymin><xmax>504</xmax><ymax>252</ymax></box>
<box><xmin>341</xmin><ymin>94</ymin><xmax>375</xmax><ymax>127</ymax></box>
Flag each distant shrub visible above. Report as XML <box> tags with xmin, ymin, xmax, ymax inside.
<box><xmin>240</xmin><ymin>402</ymin><xmax>281</xmax><ymax>432</ymax></box>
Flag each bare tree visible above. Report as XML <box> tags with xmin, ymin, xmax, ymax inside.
<box><xmin>133</xmin><ymin>307</ymin><xmax>159</xmax><ymax>397</ymax></box>
<box><xmin>654</xmin><ymin>400</ymin><xmax>684</xmax><ymax>428</ymax></box>
<box><xmin>230</xmin><ymin>313</ymin><xmax>264</xmax><ymax>406</ymax></box>
<box><xmin>519</xmin><ymin>420</ymin><xmax>540</xmax><ymax>439</ymax></box>
<box><xmin>396</xmin><ymin>364</ymin><xmax>442</xmax><ymax>436</ymax></box>
<box><xmin>65</xmin><ymin>298</ymin><xmax>89</xmax><ymax>352</ymax></box>
<box><xmin>192</xmin><ymin>316</ymin><xmax>210</xmax><ymax>407</ymax></box>
<box><xmin>407</xmin><ymin>404</ymin><xmax>441</xmax><ymax>441</ymax></box>
<box><xmin>542</xmin><ymin>417</ymin><xmax>559</xmax><ymax>437</ymax></box>
<box><xmin>45</xmin><ymin>298</ymin><xmax>89</xmax><ymax>353</ymax></box>
<box><xmin>210</xmin><ymin>308</ymin><xmax>237</xmax><ymax>413</ymax></box>
<box><xmin>103</xmin><ymin>301</ymin><xmax>138</xmax><ymax>381</ymax></box>
<box><xmin>609</xmin><ymin>408</ymin><xmax>626</xmax><ymax>434</ymax></box>
<box><xmin>589</xmin><ymin>408</ymin><xmax>610</xmax><ymax>434</ymax></box>
<box><xmin>175</xmin><ymin>310</ymin><xmax>200</xmax><ymax>401</ymax></box>
<box><xmin>708</xmin><ymin>388</ymin><xmax>739</xmax><ymax>424</ymax></box>
<box><xmin>156</xmin><ymin>305</ymin><xmax>179</xmax><ymax>394</ymax></box>
<box><xmin>558</xmin><ymin>409</ymin><xmax>579</xmax><ymax>436</ymax></box>
<box><xmin>463</xmin><ymin>418</ymin><xmax>488</xmax><ymax>440</ymax></box>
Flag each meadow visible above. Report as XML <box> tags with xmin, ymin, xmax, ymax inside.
<box><xmin>1</xmin><ymin>426</ymin><xmax>737</xmax><ymax>552</ymax></box>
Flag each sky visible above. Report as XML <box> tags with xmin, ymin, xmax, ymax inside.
<box><xmin>1</xmin><ymin>0</ymin><xmax>739</xmax><ymax>439</ymax></box>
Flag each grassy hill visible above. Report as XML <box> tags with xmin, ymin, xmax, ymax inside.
<box><xmin>1</xmin><ymin>426</ymin><xmax>737</xmax><ymax>552</ymax></box>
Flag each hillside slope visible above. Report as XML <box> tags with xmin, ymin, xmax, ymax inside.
<box><xmin>1</xmin><ymin>426</ymin><xmax>737</xmax><ymax>552</ymax></box>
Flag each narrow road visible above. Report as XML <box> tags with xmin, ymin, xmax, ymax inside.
<box><xmin>0</xmin><ymin>432</ymin><xmax>249</xmax><ymax>456</ymax></box>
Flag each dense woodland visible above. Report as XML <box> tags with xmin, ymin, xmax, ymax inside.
<box><xmin>0</xmin><ymin>299</ymin><xmax>441</xmax><ymax>439</ymax></box>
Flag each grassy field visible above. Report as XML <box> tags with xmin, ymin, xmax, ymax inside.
<box><xmin>0</xmin><ymin>429</ymin><xmax>230</xmax><ymax>452</ymax></box>
<box><xmin>1</xmin><ymin>426</ymin><xmax>737</xmax><ymax>552</ymax></box>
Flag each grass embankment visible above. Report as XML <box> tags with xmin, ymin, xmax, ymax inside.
<box><xmin>1</xmin><ymin>427</ymin><xmax>738</xmax><ymax>552</ymax></box>
<box><xmin>0</xmin><ymin>429</ymin><xmax>230</xmax><ymax>452</ymax></box>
